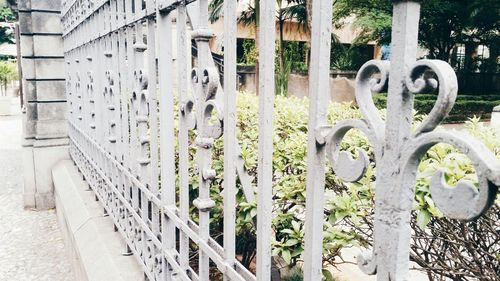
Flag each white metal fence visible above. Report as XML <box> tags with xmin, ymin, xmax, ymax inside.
<box><xmin>62</xmin><ymin>0</ymin><xmax>499</xmax><ymax>280</ymax></box>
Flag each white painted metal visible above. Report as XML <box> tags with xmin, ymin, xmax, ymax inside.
<box><xmin>62</xmin><ymin>1</ymin><xmax>499</xmax><ymax>281</ymax></box>
<box><xmin>223</xmin><ymin>1</ymin><xmax>238</xmax><ymax>281</ymax></box>
<box><xmin>176</xmin><ymin>1</ymin><xmax>191</xmax><ymax>275</ymax></box>
<box><xmin>256</xmin><ymin>1</ymin><xmax>276</xmax><ymax>281</ymax></box>
<box><xmin>157</xmin><ymin>1</ymin><xmax>176</xmax><ymax>280</ymax></box>
<box><xmin>303</xmin><ymin>0</ymin><xmax>334</xmax><ymax>280</ymax></box>
<box><xmin>307</xmin><ymin>1</ymin><xmax>500</xmax><ymax>281</ymax></box>
<box><xmin>64</xmin><ymin>1</ymin><xmax>259</xmax><ymax>280</ymax></box>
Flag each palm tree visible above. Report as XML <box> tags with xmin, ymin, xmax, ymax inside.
<box><xmin>209</xmin><ymin>0</ymin><xmax>309</xmax><ymax>95</ymax></box>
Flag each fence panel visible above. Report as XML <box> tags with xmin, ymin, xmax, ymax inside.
<box><xmin>63</xmin><ymin>0</ymin><xmax>266</xmax><ymax>280</ymax></box>
<box><xmin>62</xmin><ymin>0</ymin><xmax>499</xmax><ymax>281</ymax></box>
<box><xmin>304</xmin><ymin>1</ymin><xmax>499</xmax><ymax>281</ymax></box>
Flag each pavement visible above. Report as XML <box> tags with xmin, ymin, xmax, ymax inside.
<box><xmin>0</xmin><ymin>97</ymin><xmax>75</xmax><ymax>281</ymax></box>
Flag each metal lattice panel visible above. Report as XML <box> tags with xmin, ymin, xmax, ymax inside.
<box><xmin>62</xmin><ymin>0</ymin><xmax>499</xmax><ymax>280</ymax></box>
<box><xmin>64</xmin><ymin>0</ymin><xmax>263</xmax><ymax>280</ymax></box>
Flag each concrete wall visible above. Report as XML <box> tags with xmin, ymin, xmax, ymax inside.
<box><xmin>237</xmin><ymin>66</ymin><xmax>357</xmax><ymax>103</ymax></box>
<box><xmin>19</xmin><ymin>0</ymin><xmax>68</xmax><ymax>210</ymax></box>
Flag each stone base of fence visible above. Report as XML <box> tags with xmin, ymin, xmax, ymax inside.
<box><xmin>23</xmin><ymin>139</ymin><xmax>69</xmax><ymax>210</ymax></box>
<box><xmin>52</xmin><ymin>160</ymin><xmax>144</xmax><ymax>281</ymax></box>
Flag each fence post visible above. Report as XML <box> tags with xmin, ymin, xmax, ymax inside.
<box><xmin>223</xmin><ymin>0</ymin><xmax>238</xmax><ymax>280</ymax></box>
<box><xmin>303</xmin><ymin>0</ymin><xmax>334</xmax><ymax>280</ymax></box>
<box><xmin>256</xmin><ymin>0</ymin><xmax>276</xmax><ymax>280</ymax></box>
<box><xmin>19</xmin><ymin>0</ymin><xmax>68</xmax><ymax>210</ymax></box>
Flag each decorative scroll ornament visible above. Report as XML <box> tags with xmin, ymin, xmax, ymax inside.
<box><xmin>86</xmin><ymin>70</ymin><xmax>96</xmax><ymax>130</ymax></box>
<box><xmin>104</xmin><ymin>69</ymin><xmax>117</xmax><ymax>143</ymax></box>
<box><xmin>187</xmin><ymin>66</ymin><xmax>223</xmax><ymax>211</ymax></box>
<box><xmin>183</xmin><ymin>67</ymin><xmax>256</xmax><ymax>205</ymax></box>
<box><xmin>324</xmin><ymin>57</ymin><xmax>500</xmax><ymax>276</ymax></box>
<box><xmin>133</xmin><ymin>67</ymin><xmax>151</xmax><ymax>167</ymax></box>
<box><xmin>320</xmin><ymin>52</ymin><xmax>500</xmax><ymax>274</ymax></box>
<box><xmin>317</xmin><ymin>7</ymin><xmax>499</xmax><ymax>281</ymax></box>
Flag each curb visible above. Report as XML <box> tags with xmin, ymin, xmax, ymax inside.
<box><xmin>52</xmin><ymin>160</ymin><xmax>144</xmax><ymax>281</ymax></box>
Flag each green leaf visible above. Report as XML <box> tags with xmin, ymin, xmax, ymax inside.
<box><xmin>281</xmin><ymin>249</ymin><xmax>292</xmax><ymax>264</ymax></box>
<box><xmin>322</xmin><ymin>269</ymin><xmax>335</xmax><ymax>281</ymax></box>
<box><xmin>417</xmin><ymin>210</ymin><xmax>432</xmax><ymax>229</ymax></box>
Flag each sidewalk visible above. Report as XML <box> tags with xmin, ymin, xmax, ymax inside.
<box><xmin>0</xmin><ymin>97</ymin><xmax>74</xmax><ymax>281</ymax></box>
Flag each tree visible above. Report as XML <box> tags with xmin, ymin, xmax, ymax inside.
<box><xmin>0</xmin><ymin>61</ymin><xmax>17</xmax><ymax>95</ymax></box>
<box><xmin>209</xmin><ymin>0</ymin><xmax>309</xmax><ymax>95</ymax></box>
<box><xmin>0</xmin><ymin>3</ymin><xmax>15</xmax><ymax>44</ymax></box>
<box><xmin>335</xmin><ymin>0</ymin><xmax>500</xmax><ymax>62</ymax></box>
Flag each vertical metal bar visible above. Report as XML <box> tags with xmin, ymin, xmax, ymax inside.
<box><xmin>119</xmin><ymin>28</ymin><xmax>129</xmax><ymax>167</ymax></box>
<box><xmin>375</xmin><ymin>2</ymin><xmax>421</xmax><ymax>280</ymax></box>
<box><xmin>103</xmin><ymin>35</ymin><xmax>110</xmax><ymax>157</ymax></box>
<box><xmin>176</xmin><ymin>1</ymin><xmax>191</xmax><ymax>272</ymax></box>
<box><xmin>96</xmin><ymin>34</ymin><xmax>105</xmax><ymax>168</ymax></box>
<box><xmin>223</xmin><ymin>0</ymin><xmax>237</xmax><ymax>280</ymax></box>
<box><xmin>124</xmin><ymin>0</ymin><xmax>134</xmax><ymax>173</ymax></box>
<box><xmin>146</xmin><ymin>9</ymin><xmax>161</xmax><ymax>275</ymax></box>
<box><xmin>134</xmin><ymin>21</ymin><xmax>150</xmax><ymax>263</ymax></box>
<box><xmin>303</xmin><ymin>0</ymin><xmax>333</xmax><ymax>280</ymax></box>
<box><xmin>194</xmin><ymin>1</ymin><xmax>212</xmax><ymax>280</ymax></box>
<box><xmin>128</xmin><ymin>25</ymin><xmax>138</xmax><ymax>177</ymax></box>
<box><xmin>147</xmin><ymin>8</ymin><xmax>160</xmax><ymax>235</ymax></box>
<box><xmin>256</xmin><ymin>0</ymin><xmax>275</xmax><ymax>280</ymax></box>
<box><xmin>135</xmin><ymin>0</ymin><xmax>142</xmax><ymax>17</ymax></box>
<box><xmin>157</xmin><ymin>2</ymin><xmax>176</xmax><ymax>280</ymax></box>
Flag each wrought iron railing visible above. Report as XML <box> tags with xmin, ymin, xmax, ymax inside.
<box><xmin>62</xmin><ymin>0</ymin><xmax>499</xmax><ymax>280</ymax></box>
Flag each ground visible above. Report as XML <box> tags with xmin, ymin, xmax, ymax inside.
<box><xmin>0</xmin><ymin>98</ymin><xmax>74</xmax><ymax>281</ymax></box>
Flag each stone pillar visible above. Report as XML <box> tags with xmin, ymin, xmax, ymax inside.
<box><xmin>19</xmin><ymin>0</ymin><xmax>68</xmax><ymax>210</ymax></box>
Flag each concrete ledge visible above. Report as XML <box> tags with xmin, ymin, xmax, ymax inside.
<box><xmin>53</xmin><ymin>160</ymin><xmax>144</xmax><ymax>281</ymax></box>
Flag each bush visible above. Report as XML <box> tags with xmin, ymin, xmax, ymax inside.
<box><xmin>0</xmin><ymin>61</ymin><xmax>17</xmax><ymax>96</ymax></box>
<box><xmin>180</xmin><ymin>93</ymin><xmax>365</xmax><ymax>273</ymax></box>
<box><xmin>373</xmin><ymin>94</ymin><xmax>500</xmax><ymax>122</ymax></box>
<box><xmin>179</xmin><ymin>92</ymin><xmax>499</xmax><ymax>280</ymax></box>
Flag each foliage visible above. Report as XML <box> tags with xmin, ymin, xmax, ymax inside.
<box><xmin>334</xmin><ymin>0</ymin><xmax>500</xmax><ymax>61</ymax></box>
<box><xmin>239</xmin><ymin>39</ymin><xmax>259</xmax><ymax>66</ymax></box>
<box><xmin>373</xmin><ymin>94</ymin><xmax>500</xmax><ymax>123</ymax></box>
<box><xmin>275</xmin><ymin>47</ymin><xmax>292</xmax><ymax>96</ymax></box>
<box><xmin>330</xmin><ymin>42</ymin><xmax>359</xmax><ymax>71</ymax></box>
<box><xmin>330</xmin><ymin>49</ymin><xmax>356</xmax><ymax>71</ymax></box>
<box><xmin>0</xmin><ymin>4</ymin><xmax>15</xmax><ymax>44</ymax></box>
<box><xmin>283</xmin><ymin>267</ymin><xmax>305</xmax><ymax>281</ymax></box>
<box><xmin>209</xmin><ymin>0</ymin><xmax>309</xmax><ymax>92</ymax></box>
<box><xmin>330</xmin><ymin>117</ymin><xmax>500</xmax><ymax>281</ymax></box>
<box><xmin>178</xmin><ymin>91</ymin><xmax>499</xmax><ymax>280</ymax></box>
<box><xmin>410</xmin><ymin>118</ymin><xmax>500</xmax><ymax>280</ymax></box>
<box><xmin>238</xmin><ymin>39</ymin><xmax>308</xmax><ymax>95</ymax></box>
<box><xmin>179</xmin><ymin>92</ymin><xmax>363</xmax><ymax>276</ymax></box>
<box><xmin>276</xmin><ymin>41</ymin><xmax>309</xmax><ymax>95</ymax></box>
<box><xmin>328</xmin><ymin>40</ymin><xmax>380</xmax><ymax>71</ymax></box>
<box><xmin>283</xmin><ymin>41</ymin><xmax>308</xmax><ymax>73</ymax></box>
<box><xmin>0</xmin><ymin>5</ymin><xmax>14</xmax><ymax>21</ymax></box>
<box><xmin>0</xmin><ymin>60</ymin><xmax>17</xmax><ymax>95</ymax></box>
<box><xmin>333</xmin><ymin>0</ymin><xmax>392</xmax><ymax>45</ymax></box>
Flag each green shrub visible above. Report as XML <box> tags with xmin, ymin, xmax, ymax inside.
<box><xmin>179</xmin><ymin>92</ymin><xmax>499</xmax><ymax>280</ymax></box>
<box><xmin>0</xmin><ymin>61</ymin><xmax>17</xmax><ymax>95</ymax></box>
<box><xmin>373</xmin><ymin>94</ymin><xmax>500</xmax><ymax>123</ymax></box>
<box><xmin>180</xmin><ymin>92</ymin><xmax>364</xmax><ymax>273</ymax></box>
<box><xmin>238</xmin><ymin>39</ymin><xmax>258</xmax><ymax>66</ymax></box>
